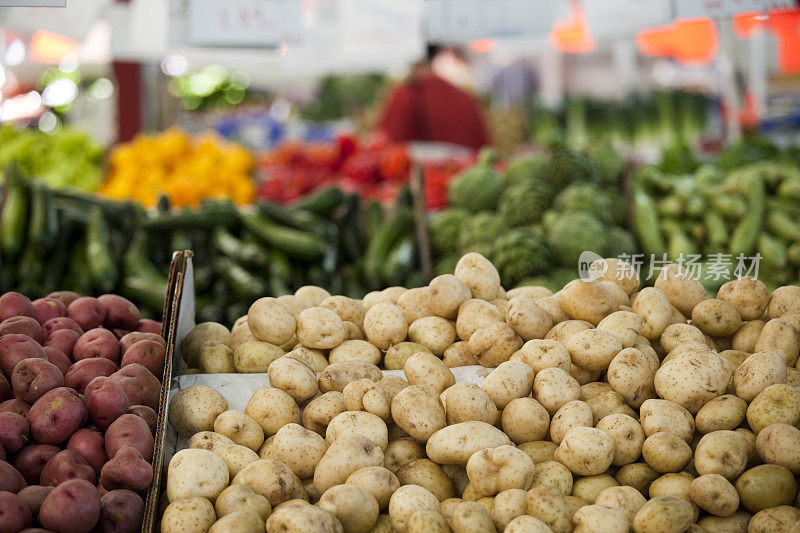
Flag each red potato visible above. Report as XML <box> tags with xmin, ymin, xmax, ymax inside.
<box><xmin>0</xmin><ymin>412</ymin><xmax>30</xmax><ymax>453</ymax></box>
<box><xmin>99</xmin><ymin>447</ymin><xmax>153</xmax><ymax>492</ymax></box>
<box><xmin>28</xmin><ymin>388</ymin><xmax>88</xmax><ymax>445</ymax></box>
<box><xmin>31</xmin><ymin>298</ymin><xmax>67</xmax><ymax>326</ymax></box>
<box><xmin>39</xmin><ymin>479</ymin><xmax>101</xmax><ymax>533</ymax></box>
<box><xmin>120</xmin><ymin>340</ymin><xmax>164</xmax><ymax>378</ymax></box>
<box><xmin>0</xmin><ymin>317</ymin><xmax>44</xmax><ymax>344</ymax></box>
<box><xmin>98</xmin><ymin>296</ymin><xmax>140</xmax><ymax>331</ymax></box>
<box><xmin>13</xmin><ymin>445</ymin><xmax>60</xmax><ymax>485</ymax></box>
<box><xmin>0</xmin><ymin>292</ymin><xmax>36</xmax><ymax>321</ymax></box>
<box><xmin>67</xmin><ymin>298</ymin><xmax>106</xmax><ymax>331</ymax></box>
<box><xmin>67</xmin><ymin>429</ymin><xmax>107</xmax><ymax>476</ymax></box>
<box><xmin>118</xmin><ymin>332</ymin><xmax>164</xmax><ymax>355</ymax></box>
<box><xmin>127</xmin><ymin>405</ymin><xmax>156</xmax><ymax>434</ymax></box>
<box><xmin>0</xmin><ymin>399</ymin><xmax>30</xmax><ymax>416</ymax></box>
<box><xmin>104</xmin><ymin>414</ymin><xmax>153</xmax><ymax>462</ymax></box>
<box><xmin>64</xmin><ymin>359</ymin><xmax>118</xmax><ymax>395</ymax></box>
<box><xmin>40</xmin><ymin>450</ymin><xmax>96</xmax><ymax>486</ymax></box>
<box><xmin>0</xmin><ymin>490</ymin><xmax>33</xmax><ymax>532</ymax></box>
<box><xmin>96</xmin><ymin>484</ymin><xmax>109</xmax><ymax>499</ymax></box>
<box><xmin>135</xmin><ymin>320</ymin><xmax>161</xmax><ymax>335</ymax></box>
<box><xmin>72</xmin><ymin>329</ymin><xmax>120</xmax><ymax>364</ymax></box>
<box><xmin>47</xmin><ymin>291</ymin><xmax>81</xmax><ymax>307</ymax></box>
<box><xmin>0</xmin><ymin>334</ymin><xmax>46</xmax><ymax>378</ymax></box>
<box><xmin>42</xmin><ymin>347</ymin><xmax>71</xmax><ymax>377</ymax></box>
<box><xmin>84</xmin><ymin>377</ymin><xmax>129</xmax><ymax>430</ymax></box>
<box><xmin>12</xmin><ymin>359</ymin><xmax>64</xmax><ymax>404</ymax></box>
<box><xmin>16</xmin><ymin>485</ymin><xmax>52</xmax><ymax>518</ymax></box>
<box><xmin>44</xmin><ymin>329</ymin><xmax>80</xmax><ymax>359</ymax></box>
<box><xmin>0</xmin><ymin>374</ymin><xmax>10</xmax><ymax>403</ymax></box>
<box><xmin>97</xmin><ymin>489</ymin><xmax>144</xmax><ymax>533</ymax></box>
<box><xmin>42</xmin><ymin>317</ymin><xmax>83</xmax><ymax>338</ymax></box>
<box><xmin>109</xmin><ymin>364</ymin><xmax>159</xmax><ymax>410</ymax></box>
<box><xmin>0</xmin><ymin>461</ymin><xmax>26</xmax><ymax>493</ymax></box>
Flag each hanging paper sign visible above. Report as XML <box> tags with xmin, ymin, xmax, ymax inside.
<box><xmin>424</xmin><ymin>0</ymin><xmax>554</xmax><ymax>42</ymax></box>
<box><xmin>674</xmin><ymin>0</ymin><xmax>796</xmax><ymax>20</ymax></box>
<box><xmin>186</xmin><ymin>0</ymin><xmax>303</xmax><ymax>47</ymax></box>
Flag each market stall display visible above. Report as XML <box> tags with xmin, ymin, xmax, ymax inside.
<box><xmin>0</xmin><ymin>125</ymin><xmax>104</xmax><ymax>192</ymax></box>
<box><xmin>0</xmin><ymin>289</ymin><xmax>165</xmax><ymax>533</ymax></box>
<box><xmin>633</xmin><ymin>139</ymin><xmax>800</xmax><ymax>290</ymax></box>
<box><xmin>100</xmin><ymin>129</ymin><xmax>255</xmax><ymax>208</ymax></box>
<box><xmin>164</xmin><ymin>251</ymin><xmax>800</xmax><ymax>533</ymax></box>
<box><xmin>429</xmin><ymin>144</ymin><xmax>633</xmax><ymax>289</ymax></box>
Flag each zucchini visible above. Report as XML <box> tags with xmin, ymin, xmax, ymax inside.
<box><xmin>212</xmin><ymin>256</ymin><xmax>268</xmax><ymax>301</ymax></box>
<box><xmin>144</xmin><ymin>201</ymin><xmax>238</xmax><ymax>231</ymax></box>
<box><xmin>729</xmin><ymin>175</ymin><xmax>766</xmax><ymax>256</ymax></box>
<box><xmin>0</xmin><ymin>165</ymin><xmax>29</xmax><ymax>260</ymax></box>
<box><xmin>268</xmin><ymin>250</ymin><xmax>292</xmax><ymax>296</ymax></box>
<box><xmin>120</xmin><ymin>275</ymin><xmax>167</xmax><ymax>316</ymax></box>
<box><xmin>241</xmin><ymin>212</ymin><xmax>326</xmax><ymax>260</ymax></box>
<box><xmin>382</xmin><ymin>235</ymin><xmax>415</xmax><ymax>285</ymax></box>
<box><xmin>256</xmin><ymin>201</ymin><xmax>337</xmax><ymax>239</ymax></box>
<box><xmin>124</xmin><ymin>234</ymin><xmax>168</xmax><ymax>286</ymax></box>
<box><xmin>86</xmin><ymin>206</ymin><xmax>118</xmax><ymax>293</ymax></box>
<box><xmin>289</xmin><ymin>186</ymin><xmax>344</xmax><ymax>215</ymax></box>
<box><xmin>364</xmin><ymin>200</ymin><xmax>384</xmax><ymax>242</ymax></box>
<box><xmin>766</xmin><ymin>211</ymin><xmax>800</xmax><ymax>242</ymax></box>
<box><xmin>632</xmin><ymin>183</ymin><xmax>666</xmax><ymax>256</ymax></box>
<box><xmin>704</xmin><ymin>212</ymin><xmax>728</xmax><ymax>249</ymax></box>
<box><xmin>758</xmin><ymin>234</ymin><xmax>787</xmax><ymax>270</ymax></box>
<box><xmin>710</xmin><ymin>196</ymin><xmax>746</xmax><ymax>219</ymax></box>
<box><xmin>212</xmin><ymin>227</ymin><xmax>270</xmax><ymax>270</ymax></box>
<box><xmin>364</xmin><ymin>208</ymin><xmax>414</xmax><ymax>284</ymax></box>
<box><xmin>337</xmin><ymin>193</ymin><xmax>364</xmax><ymax>262</ymax></box>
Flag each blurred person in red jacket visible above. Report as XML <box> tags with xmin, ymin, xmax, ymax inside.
<box><xmin>378</xmin><ymin>44</ymin><xmax>490</xmax><ymax>152</ymax></box>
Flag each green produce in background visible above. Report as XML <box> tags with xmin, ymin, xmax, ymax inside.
<box><xmin>448</xmin><ymin>149</ymin><xmax>503</xmax><ymax>212</ymax></box>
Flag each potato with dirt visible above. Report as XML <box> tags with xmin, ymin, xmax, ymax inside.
<box><xmin>0</xmin><ymin>411</ymin><xmax>29</xmax><ymax>453</ymax></box>
<box><xmin>12</xmin><ymin>444</ymin><xmax>59</xmax><ymax>484</ymax></box>
<box><xmin>0</xmin><ymin>333</ymin><xmax>47</xmax><ymax>378</ymax></box>
<box><xmin>10</xmin><ymin>358</ymin><xmax>64</xmax><ymax>404</ymax></box>
<box><xmin>169</xmin><ymin>385</ymin><xmax>229</xmax><ymax>437</ymax></box>
<box><xmin>27</xmin><ymin>387</ymin><xmax>88</xmax><ymax>444</ymax></box>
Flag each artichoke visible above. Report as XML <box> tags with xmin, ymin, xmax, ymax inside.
<box><xmin>498</xmin><ymin>182</ymin><xmax>553</xmax><ymax>227</ymax></box>
<box><xmin>546</xmin><ymin>212</ymin><xmax>608</xmax><ymax>267</ymax></box>
<box><xmin>543</xmin><ymin>147</ymin><xmax>602</xmax><ymax>189</ymax></box>
<box><xmin>429</xmin><ymin>208</ymin><xmax>469</xmax><ymax>254</ymax></box>
<box><xmin>448</xmin><ymin>149</ymin><xmax>503</xmax><ymax>212</ymax></box>
<box><xmin>604</xmin><ymin>227</ymin><xmax>638</xmax><ymax>258</ymax></box>
<box><xmin>502</xmin><ymin>154</ymin><xmax>548</xmax><ymax>187</ymax></box>
<box><xmin>491</xmin><ymin>229</ymin><xmax>552</xmax><ymax>286</ymax></box>
<box><xmin>553</xmin><ymin>184</ymin><xmax>626</xmax><ymax>226</ymax></box>
<box><xmin>458</xmin><ymin>211</ymin><xmax>505</xmax><ymax>254</ymax></box>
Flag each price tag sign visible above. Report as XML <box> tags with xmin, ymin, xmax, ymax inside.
<box><xmin>187</xmin><ymin>0</ymin><xmax>303</xmax><ymax>47</ymax></box>
<box><xmin>675</xmin><ymin>0</ymin><xmax>797</xmax><ymax>20</ymax></box>
<box><xmin>424</xmin><ymin>0</ymin><xmax>554</xmax><ymax>42</ymax></box>
<box><xmin>583</xmin><ymin>0</ymin><xmax>672</xmax><ymax>39</ymax></box>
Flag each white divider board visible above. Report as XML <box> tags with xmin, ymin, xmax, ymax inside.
<box><xmin>423</xmin><ymin>0</ymin><xmax>554</xmax><ymax>42</ymax></box>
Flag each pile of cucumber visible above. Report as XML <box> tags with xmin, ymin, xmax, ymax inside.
<box><xmin>633</xmin><ymin>161</ymin><xmax>800</xmax><ymax>291</ymax></box>
<box><xmin>0</xmin><ymin>166</ymin><xmax>421</xmax><ymax>322</ymax></box>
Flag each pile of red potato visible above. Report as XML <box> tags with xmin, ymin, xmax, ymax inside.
<box><xmin>0</xmin><ymin>291</ymin><xmax>165</xmax><ymax>533</ymax></box>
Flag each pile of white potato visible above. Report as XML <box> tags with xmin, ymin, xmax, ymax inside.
<box><xmin>163</xmin><ymin>253</ymin><xmax>800</xmax><ymax>533</ymax></box>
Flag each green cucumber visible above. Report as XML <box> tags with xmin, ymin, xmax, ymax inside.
<box><xmin>212</xmin><ymin>256</ymin><xmax>267</xmax><ymax>301</ymax></box>
<box><xmin>766</xmin><ymin>211</ymin><xmax>800</xmax><ymax>242</ymax></box>
<box><xmin>382</xmin><ymin>235</ymin><xmax>415</xmax><ymax>285</ymax></box>
<box><xmin>364</xmin><ymin>208</ymin><xmax>414</xmax><ymax>284</ymax></box>
<box><xmin>729</xmin><ymin>175</ymin><xmax>765</xmax><ymax>256</ymax></box>
<box><xmin>0</xmin><ymin>166</ymin><xmax>29</xmax><ymax>260</ymax></box>
<box><xmin>257</xmin><ymin>201</ymin><xmax>337</xmax><ymax>239</ymax></box>
<box><xmin>86</xmin><ymin>206</ymin><xmax>118</xmax><ymax>293</ymax></box>
<box><xmin>144</xmin><ymin>201</ymin><xmax>238</xmax><ymax>231</ymax></box>
<box><xmin>212</xmin><ymin>227</ymin><xmax>270</xmax><ymax>270</ymax></box>
<box><xmin>241</xmin><ymin>211</ymin><xmax>326</xmax><ymax>260</ymax></box>
<box><xmin>288</xmin><ymin>186</ymin><xmax>344</xmax><ymax>215</ymax></box>
<box><xmin>632</xmin><ymin>183</ymin><xmax>666</xmax><ymax>256</ymax></box>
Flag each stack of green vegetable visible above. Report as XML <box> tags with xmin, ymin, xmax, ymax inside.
<box><xmin>0</xmin><ymin>125</ymin><xmax>104</xmax><ymax>191</ymax></box>
<box><xmin>429</xmin><ymin>145</ymin><xmax>635</xmax><ymax>290</ymax></box>
<box><xmin>633</xmin><ymin>138</ymin><xmax>800</xmax><ymax>290</ymax></box>
<box><xmin>0</xmin><ymin>167</ymin><xmax>419</xmax><ymax>323</ymax></box>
